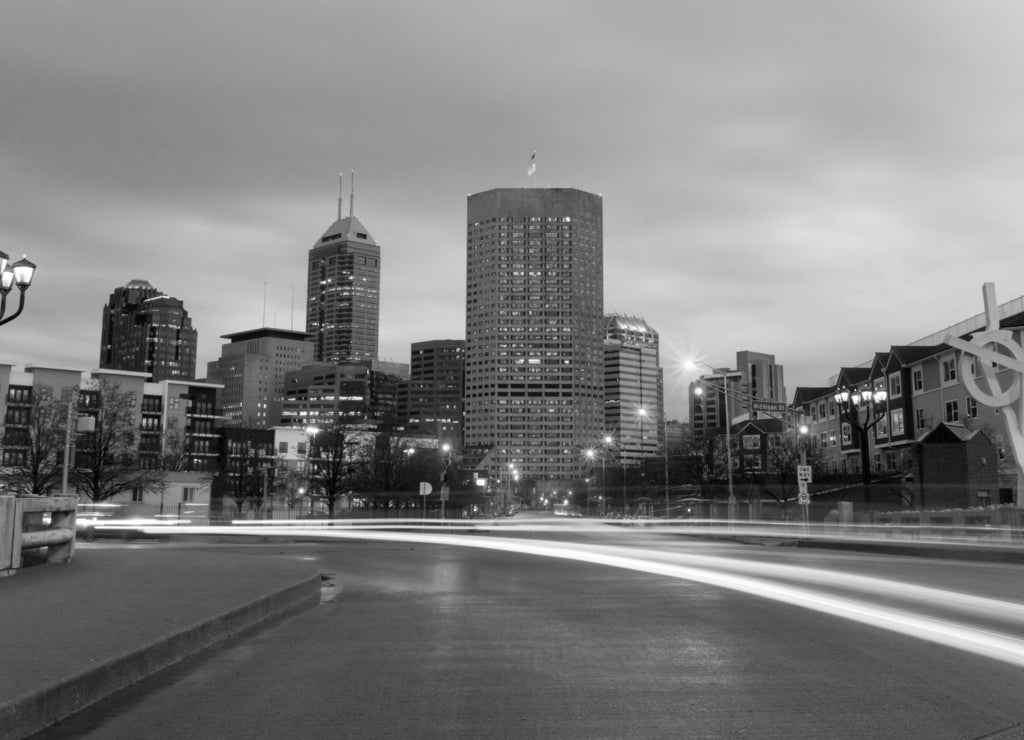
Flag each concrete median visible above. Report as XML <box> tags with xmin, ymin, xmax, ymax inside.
<box><xmin>0</xmin><ymin>546</ymin><xmax>320</xmax><ymax>739</ymax></box>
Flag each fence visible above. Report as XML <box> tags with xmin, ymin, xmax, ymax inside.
<box><xmin>870</xmin><ymin>505</ymin><xmax>1024</xmax><ymax>542</ymax></box>
<box><xmin>0</xmin><ymin>495</ymin><xmax>78</xmax><ymax>576</ymax></box>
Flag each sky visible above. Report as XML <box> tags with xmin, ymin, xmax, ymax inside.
<box><xmin>3</xmin><ymin>1</ymin><xmax>1024</xmax><ymax>421</ymax></box>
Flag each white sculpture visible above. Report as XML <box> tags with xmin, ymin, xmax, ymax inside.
<box><xmin>945</xmin><ymin>283</ymin><xmax>1024</xmax><ymax>485</ymax></box>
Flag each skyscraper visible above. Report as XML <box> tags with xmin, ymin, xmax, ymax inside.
<box><xmin>305</xmin><ymin>176</ymin><xmax>381</xmax><ymax>363</ymax></box>
<box><xmin>397</xmin><ymin>339</ymin><xmax>465</xmax><ymax>448</ymax></box>
<box><xmin>464</xmin><ymin>188</ymin><xmax>604</xmax><ymax>482</ymax></box>
<box><xmin>603</xmin><ymin>314</ymin><xmax>664</xmax><ymax>465</ymax></box>
<box><xmin>99</xmin><ymin>279</ymin><xmax>198</xmax><ymax>382</ymax></box>
<box><xmin>205</xmin><ymin>328</ymin><xmax>313</xmax><ymax>428</ymax></box>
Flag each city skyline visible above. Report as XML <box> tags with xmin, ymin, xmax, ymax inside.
<box><xmin>4</xmin><ymin>2</ymin><xmax>1024</xmax><ymax>421</ymax></box>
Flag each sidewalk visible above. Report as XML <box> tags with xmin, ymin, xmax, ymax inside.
<box><xmin>0</xmin><ymin>545</ymin><xmax>320</xmax><ymax>740</ymax></box>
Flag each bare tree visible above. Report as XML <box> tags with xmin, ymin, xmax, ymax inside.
<box><xmin>70</xmin><ymin>377</ymin><xmax>162</xmax><ymax>502</ymax></box>
<box><xmin>212</xmin><ymin>431</ymin><xmax>272</xmax><ymax>517</ymax></box>
<box><xmin>0</xmin><ymin>394</ymin><xmax>69</xmax><ymax>496</ymax></box>
<box><xmin>763</xmin><ymin>436</ymin><xmax>825</xmax><ymax>518</ymax></box>
<box><xmin>310</xmin><ymin>423</ymin><xmax>373</xmax><ymax>515</ymax></box>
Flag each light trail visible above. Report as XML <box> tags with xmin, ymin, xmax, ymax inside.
<box><xmin>117</xmin><ymin>522</ymin><xmax>1024</xmax><ymax>669</ymax></box>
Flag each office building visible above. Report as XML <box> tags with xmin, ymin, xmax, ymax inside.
<box><xmin>603</xmin><ymin>314</ymin><xmax>663</xmax><ymax>465</ymax></box>
<box><xmin>397</xmin><ymin>339</ymin><xmax>465</xmax><ymax>449</ymax></box>
<box><xmin>99</xmin><ymin>279</ymin><xmax>198</xmax><ymax>381</ymax></box>
<box><xmin>305</xmin><ymin>178</ymin><xmax>381</xmax><ymax>363</ymax></box>
<box><xmin>205</xmin><ymin>328</ymin><xmax>313</xmax><ymax>428</ymax></box>
<box><xmin>464</xmin><ymin>188</ymin><xmax>604</xmax><ymax>481</ymax></box>
<box><xmin>280</xmin><ymin>359</ymin><xmax>409</xmax><ymax>429</ymax></box>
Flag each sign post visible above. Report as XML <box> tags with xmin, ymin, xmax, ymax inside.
<box><xmin>419</xmin><ymin>482</ymin><xmax>432</xmax><ymax>527</ymax></box>
<box><xmin>797</xmin><ymin>481</ymin><xmax>810</xmax><ymax>526</ymax></box>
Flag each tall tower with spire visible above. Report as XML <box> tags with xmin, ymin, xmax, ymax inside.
<box><xmin>305</xmin><ymin>173</ymin><xmax>381</xmax><ymax>364</ymax></box>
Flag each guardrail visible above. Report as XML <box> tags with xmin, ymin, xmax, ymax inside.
<box><xmin>0</xmin><ymin>495</ymin><xmax>78</xmax><ymax>576</ymax></box>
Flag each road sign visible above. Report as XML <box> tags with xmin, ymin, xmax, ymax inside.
<box><xmin>798</xmin><ymin>491</ymin><xmax>810</xmax><ymax>506</ymax></box>
<box><xmin>440</xmin><ymin>485</ymin><xmax>450</xmax><ymax>501</ymax></box>
<box><xmin>798</xmin><ymin>480</ymin><xmax>808</xmax><ymax>495</ymax></box>
<box><xmin>750</xmin><ymin>400</ymin><xmax>790</xmax><ymax>413</ymax></box>
<box><xmin>797</xmin><ymin>465</ymin><xmax>812</xmax><ymax>483</ymax></box>
<box><xmin>419</xmin><ymin>482</ymin><xmax>433</xmax><ymax>496</ymax></box>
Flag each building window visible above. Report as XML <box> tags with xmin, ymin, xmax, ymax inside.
<box><xmin>182</xmin><ymin>487</ymin><xmax>195</xmax><ymax>503</ymax></box>
<box><xmin>131</xmin><ymin>487</ymin><xmax>144</xmax><ymax>502</ymax></box>
<box><xmin>912</xmin><ymin>369</ymin><xmax>923</xmax><ymax>392</ymax></box>
<box><xmin>942</xmin><ymin>358</ymin><xmax>957</xmax><ymax>383</ymax></box>
<box><xmin>966</xmin><ymin>396</ymin><xmax>978</xmax><ymax>419</ymax></box>
<box><xmin>889</xmin><ymin>373</ymin><xmax>902</xmax><ymax>397</ymax></box>
<box><xmin>945</xmin><ymin>400</ymin><xmax>959</xmax><ymax>422</ymax></box>
<box><xmin>891</xmin><ymin>409</ymin><xmax>904</xmax><ymax>435</ymax></box>
<box><xmin>841</xmin><ymin>423</ymin><xmax>851</xmax><ymax>444</ymax></box>
<box><xmin>279</xmin><ymin>441</ymin><xmax>288</xmax><ymax>454</ymax></box>
<box><xmin>916</xmin><ymin>408</ymin><xmax>927</xmax><ymax>429</ymax></box>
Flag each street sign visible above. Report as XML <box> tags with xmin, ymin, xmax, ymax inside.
<box><xmin>440</xmin><ymin>485</ymin><xmax>450</xmax><ymax>501</ymax></box>
<box><xmin>798</xmin><ymin>491</ymin><xmax>810</xmax><ymax>505</ymax></box>
<box><xmin>750</xmin><ymin>400</ymin><xmax>789</xmax><ymax>413</ymax></box>
<box><xmin>419</xmin><ymin>482</ymin><xmax>433</xmax><ymax>496</ymax></box>
<box><xmin>797</xmin><ymin>465</ymin><xmax>812</xmax><ymax>483</ymax></box>
<box><xmin>798</xmin><ymin>480</ymin><xmax>808</xmax><ymax>495</ymax></box>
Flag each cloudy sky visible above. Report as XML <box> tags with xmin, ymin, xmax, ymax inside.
<box><xmin>3</xmin><ymin>1</ymin><xmax>1024</xmax><ymax>420</ymax></box>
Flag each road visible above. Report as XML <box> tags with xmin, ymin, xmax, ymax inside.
<box><xmin>35</xmin><ymin>515</ymin><xmax>1024</xmax><ymax>739</ymax></box>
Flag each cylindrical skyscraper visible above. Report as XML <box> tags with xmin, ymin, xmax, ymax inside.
<box><xmin>464</xmin><ymin>188</ymin><xmax>604</xmax><ymax>483</ymax></box>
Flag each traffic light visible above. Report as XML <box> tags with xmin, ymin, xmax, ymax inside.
<box><xmin>266</xmin><ymin>465</ymin><xmax>276</xmax><ymax>481</ymax></box>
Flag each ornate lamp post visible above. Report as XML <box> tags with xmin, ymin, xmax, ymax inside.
<box><xmin>0</xmin><ymin>254</ymin><xmax>37</xmax><ymax>327</ymax></box>
<box><xmin>833</xmin><ymin>385</ymin><xmax>887</xmax><ymax>508</ymax></box>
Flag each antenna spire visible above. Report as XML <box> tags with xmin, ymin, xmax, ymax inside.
<box><xmin>349</xmin><ymin>170</ymin><xmax>355</xmax><ymax>217</ymax></box>
<box><xmin>342</xmin><ymin>171</ymin><xmax>350</xmax><ymax>220</ymax></box>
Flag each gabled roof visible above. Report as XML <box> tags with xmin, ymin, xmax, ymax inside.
<box><xmin>791</xmin><ymin>386</ymin><xmax>835</xmax><ymax>406</ymax></box>
<box><xmin>835</xmin><ymin>367</ymin><xmax>871</xmax><ymax>388</ymax></box>
<box><xmin>734</xmin><ymin>417</ymin><xmax>786</xmax><ymax>434</ymax></box>
<box><xmin>917</xmin><ymin>422</ymin><xmax>986</xmax><ymax>444</ymax></box>
<box><xmin>317</xmin><ymin>215</ymin><xmax>377</xmax><ymax>246</ymax></box>
<box><xmin>888</xmin><ymin>345</ymin><xmax>945</xmax><ymax>365</ymax></box>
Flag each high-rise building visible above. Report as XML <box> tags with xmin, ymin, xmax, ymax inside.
<box><xmin>688</xmin><ymin>351</ymin><xmax>786</xmax><ymax>442</ymax></box>
<box><xmin>99</xmin><ymin>279</ymin><xmax>198</xmax><ymax>382</ymax></box>
<box><xmin>397</xmin><ymin>339</ymin><xmax>465</xmax><ymax>448</ymax></box>
<box><xmin>464</xmin><ymin>188</ymin><xmax>604</xmax><ymax>481</ymax></box>
<box><xmin>603</xmin><ymin>314</ymin><xmax>663</xmax><ymax>465</ymax></box>
<box><xmin>280</xmin><ymin>359</ymin><xmax>409</xmax><ymax>429</ymax></box>
<box><xmin>205</xmin><ymin>328</ymin><xmax>313</xmax><ymax>428</ymax></box>
<box><xmin>305</xmin><ymin>177</ymin><xmax>380</xmax><ymax>363</ymax></box>
<box><xmin>735</xmin><ymin>350</ymin><xmax>786</xmax><ymax>415</ymax></box>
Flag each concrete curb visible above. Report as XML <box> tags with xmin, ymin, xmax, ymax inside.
<box><xmin>0</xmin><ymin>568</ymin><xmax>321</xmax><ymax>740</ymax></box>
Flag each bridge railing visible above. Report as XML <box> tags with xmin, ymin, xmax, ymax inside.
<box><xmin>0</xmin><ymin>495</ymin><xmax>78</xmax><ymax>576</ymax></box>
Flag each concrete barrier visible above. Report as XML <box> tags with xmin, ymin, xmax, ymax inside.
<box><xmin>0</xmin><ymin>495</ymin><xmax>78</xmax><ymax>577</ymax></box>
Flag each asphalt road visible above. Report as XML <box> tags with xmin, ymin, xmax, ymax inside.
<box><xmin>34</xmin><ymin>522</ymin><xmax>1024</xmax><ymax>739</ymax></box>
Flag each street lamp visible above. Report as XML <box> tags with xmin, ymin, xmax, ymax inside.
<box><xmin>686</xmin><ymin>360</ymin><xmax>744</xmax><ymax>520</ymax></box>
<box><xmin>585</xmin><ymin>448</ymin><xmax>596</xmax><ymax>515</ymax></box>
<box><xmin>305</xmin><ymin>425</ymin><xmax>320</xmax><ymax>516</ymax></box>
<box><xmin>637</xmin><ymin>407</ymin><xmax>648</xmax><ymax>502</ymax></box>
<box><xmin>0</xmin><ymin>254</ymin><xmax>36</xmax><ymax>327</ymax></box>
<box><xmin>440</xmin><ymin>443</ymin><xmax>451</xmax><ymax>520</ymax></box>
<box><xmin>833</xmin><ymin>384</ymin><xmax>888</xmax><ymax>508</ymax></box>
